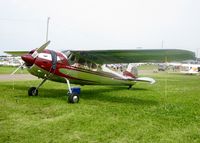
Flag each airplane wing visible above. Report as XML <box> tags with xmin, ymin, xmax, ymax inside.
<box><xmin>4</xmin><ymin>51</ymin><xmax>29</xmax><ymax>56</ymax></box>
<box><xmin>64</xmin><ymin>49</ymin><xmax>195</xmax><ymax>64</ymax></box>
<box><xmin>4</xmin><ymin>41</ymin><xmax>51</xmax><ymax>56</ymax></box>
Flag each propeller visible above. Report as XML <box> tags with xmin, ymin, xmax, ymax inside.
<box><xmin>31</xmin><ymin>41</ymin><xmax>51</xmax><ymax>58</ymax></box>
<box><xmin>10</xmin><ymin>63</ymin><xmax>25</xmax><ymax>75</ymax></box>
<box><xmin>10</xmin><ymin>41</ymin><xmax>51</xmax><ymax>75</ymax></box>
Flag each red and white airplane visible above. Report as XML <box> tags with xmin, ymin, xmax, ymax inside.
<box><xmin>5</xmin><ymin>41</ymin><xmax>195</xmax><ymax>103</ymax></box>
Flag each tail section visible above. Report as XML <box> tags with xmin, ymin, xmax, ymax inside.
<box><xmin>123</xmin><ymin>63</ymin><xmax>138</xmax><ymax>78</ymax></box>
<box><xmin>123</xmin><ymin>63</ymin><xmax>156</xmax><ymax>84</ymax></box>
<box><xmin>102</xmin><ymin>64</ymin><xmax>156</xmax><ymax>84</ymax></box>
<box><xmin>123</xmin><ymin>70</ymin><xmax>136</xmax><ymax>78</ymax></box>
<box><xmin>135</xmin><ymin>77</ymin><xmax>155</xmax><ymax>84</ymax></box>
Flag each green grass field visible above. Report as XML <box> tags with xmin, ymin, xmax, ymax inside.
<box><xmin>0</xmin><ymin>72</ymin><xmax>200</xmax><ymax>143</ymax></box>
<box><xmin>0</xmin><ymin>66</ymin><xmax>28</xmax><ymax>74</ymax></box>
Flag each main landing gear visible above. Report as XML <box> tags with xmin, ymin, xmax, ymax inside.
<box><xmin>27</xmin><ymin>78</ymin><xmax>80</xmax><ymax>104</ymax></box>
<box><xmin>66</xmin><ymin>79</ymin><xmax>80</xmax><ymax>104</ymax></box>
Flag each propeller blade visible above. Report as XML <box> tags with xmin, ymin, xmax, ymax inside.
<box><xmin>10</xmin><ymin>63</ymin><xmax>25</xmax><ymax>76</ymax></box>
<box><xmin>37</xmin><ymin>40</ymin><xmax>51</xmax><ymax>53</ymax></box>
<box><xmin>32</xmin><ymin>40</ymin><xmax>51</xmax><ymax>58</ymax></box>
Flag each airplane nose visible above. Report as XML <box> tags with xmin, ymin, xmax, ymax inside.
<box><xmin>21</xmin><ymin>54</ymin><xmax>35</xmax><ymax>66</ymax></box>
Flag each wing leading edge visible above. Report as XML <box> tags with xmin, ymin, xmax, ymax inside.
<box><xmin>4</xmin><ymin>51</ymin><xmax>29</xmax><ymax>56</ymax></box>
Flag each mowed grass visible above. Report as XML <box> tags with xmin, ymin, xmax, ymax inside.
<box><xmin>0</xmin><ymin>73</ymin><xmax>200</xmax><ymax>143</ymax></box>
<box><xmin>0</xmin><ymin>66</ymin><xmax>28</xmax><ymax>74</ymax></box>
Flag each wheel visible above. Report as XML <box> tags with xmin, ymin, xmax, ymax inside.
<box><xmin>68</xmin><ymin>93</ymin><xmax>79</xmax><ymax>103</ymax></box>
<box><xmin>28</xmin><ymin>87</ymin><xmax>38</xmax><ymax>96</ymax></box>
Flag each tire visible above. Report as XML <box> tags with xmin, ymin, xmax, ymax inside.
<box><xmin>68</xmin><ymin>93</ymin><xmax>79</xmax><ymax>103</ymax></box>
<box><xmin>28</xmin><ymin>87</ymin><xmax>38</xmax><ymax>96</ymax></box>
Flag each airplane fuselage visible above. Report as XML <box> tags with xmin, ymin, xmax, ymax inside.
<box><xmin>25</xmin><ymin>49</ymin><xmax>136</xmax><ymax>86</ymax></box>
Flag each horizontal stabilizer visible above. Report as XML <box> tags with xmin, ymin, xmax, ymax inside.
<box><xmin>135</xmin><ymin>77</ymin><xmax>156</xmax><ymax>84</ymax></box>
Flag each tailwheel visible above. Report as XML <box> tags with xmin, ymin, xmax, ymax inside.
<box><xmin>128</xmin><ymin>85</ymin><xmax>132</xmax><ymax>89</ymax></box>
<box><xmin>68</xmin><ymin>93</ymin><xmax>79</xmax><ymax>103</ymax></box>
<box><xmin>28</xmin><ymin>87</ymin><xmax>38</xmax><ymax>96</ymax></box>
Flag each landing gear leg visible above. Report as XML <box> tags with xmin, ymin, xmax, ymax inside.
<box><xmin>28</xmin><ymin>78</ymin><xmax>47</xmax><ymax>96</ymax></box>
<box><xmin>65</xmin><ymin>79</ymin><xmax>79</xmax><ymax>103</ymax></box>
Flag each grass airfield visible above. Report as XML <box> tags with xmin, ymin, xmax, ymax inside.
<box><xmin>0</xmin><ymin>67</ymin><xmax>200</xmax><ymax>142</ymax></box>
<box><xmin>0</xmin><ymin>66</ymin><xmax>28</xmax><ymax>74</ymax></box>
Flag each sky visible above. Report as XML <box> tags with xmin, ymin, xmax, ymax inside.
<box><xmin>0</xmin><ymin>0</ymin><xmax>200</xmax><ymax>57</ymax></box>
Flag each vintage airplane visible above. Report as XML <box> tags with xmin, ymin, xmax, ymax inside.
<box><xmin>5</xmin><ymin>41</ymin><xmax>195</xmax><ymax>103</ymax></box>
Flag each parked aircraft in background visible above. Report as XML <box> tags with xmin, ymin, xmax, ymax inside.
<box><xmin>0</xmin><ymin>56</ymin><xmax>23</xmax><ymax>67</ymax></box>
<box><xmin>169</xmin><ymin>63</ymin><xmax>200</xmax><ymax>74</ymax></box>
<box><xmin>5</xmin><ymin>41</ymin><xmax>195</xmax><ymax>103</ymax></box>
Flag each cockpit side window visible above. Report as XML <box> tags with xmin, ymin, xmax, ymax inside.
<box><xmin>78</xmin><ymin>58</ymin><xmax>85</xmax><ymax>65</ymax></box>
<box><xmin>63</xmin><ymin>51</ymin><xmax>98</xmax><ymax>70</ymax></box>
<box><xmin>70</xmin><ymin>55</ymin><xmax>76</xmax><ymax>62</ymax></box>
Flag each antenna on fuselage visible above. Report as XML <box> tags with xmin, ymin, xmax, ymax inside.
<box><xmin>46</xmin><ymin>17</ymin><xmax>50</xmax><ymax>42</ymax></box>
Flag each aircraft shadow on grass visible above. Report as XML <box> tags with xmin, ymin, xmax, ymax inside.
<box><xmin>80</xmin><ymin>87</ymin><xmax>158</xmax><ymax>106</ymax></box>
<box><xmin>5</xmin><ymin>84</ymin><xmax>158</xmax><ymax>106</ymax></box>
